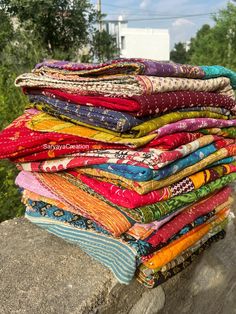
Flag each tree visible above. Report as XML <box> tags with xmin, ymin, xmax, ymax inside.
<box><xmin>170</xmin><ymin>42</ymin><xmax>189</xmax><ymax>64</ymax></box>
<box><xmin>91</xmin><ymin>30</ymin><xmax>119</xmax><ymax>62</ymax></box>
<box><xmin>0</xmin><ymin>0</ymin><xmax>119</xmax><ymax>222</ymax></box>
<box><xmin>0</xmin><ymin>9</ymin><xmax>14</xmax><ymax>53</ymax></box>
<box><xmin>0</xmin><ymin>0</ymin><xmax>98</xmax><ymax>59</ymax></box>
<box><xmin>188</xmin><ymin>3</ymin><xmax>236</xmax><ymax>69</ymax></box>
<box><xmin>187</xmin><ymin>24</ymin><xmax>217</xmax><ymax>65</ymax></box>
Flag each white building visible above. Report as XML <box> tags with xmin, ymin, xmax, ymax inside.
<box><xmin>105</xmin><ymin>17</ymin><xmax>170</xmax><ymax>61</ymax></box>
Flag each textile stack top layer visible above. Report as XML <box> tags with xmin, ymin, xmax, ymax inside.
<box><xmin>1</xmin><ymin>58</ymin><xmax>236</xmax><ymax>288</ymax></box>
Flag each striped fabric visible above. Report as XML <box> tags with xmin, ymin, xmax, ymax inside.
<box><xmin>25</xmin><ymin>211</ymin><xmax>137</xmax><ymax>284</ymax></box>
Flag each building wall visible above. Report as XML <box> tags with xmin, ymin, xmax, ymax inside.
<box><xmin>120</xmin><ymin>27</ymin><xmax>170</xmax><ymax>60</ymax></box>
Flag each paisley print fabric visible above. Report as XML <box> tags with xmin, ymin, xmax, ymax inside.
<box><xmin>15</xmin><ymin>74</ymin><xmax>235</xmax><ymax>99</ymax></box>
<box><xmin>17</xmin><ymin>137</ymin><xmax>236</xmax><ymax>174</ymax></box>
<box><xmin>28</xmin><ymin>94</ymin><xmax>142</xmax><ymax>133</ymax></box>
<box><xmin>0</xmin><ymin>109</ymin><xmax>132</xmax><ymax>160</ymax></box>
<box><xmin>76</xmin><ymin>143</ymin><xmax>236</xmax><ymax>194</ymax></box>
<box><xmin>16</xmin><ymin>169</ymin><xmax>236</xmax><ymax>229</ymax></box>
<box><xmin>34</xmin><ymin>58</ymin><xmax>205</xmax><ymax>77</ymax></box>
<box><xmin>136</xmin><ymin>230</ymin><xmax>226</xmax><ymax>288</ymax></box>
<box><xmin>1</xmin><ymin>58</ymin><xmax>236</xmax><ymax>288</ymax></box>
<box><xmin>25</xmin><ymin>88</ymin><xmax>236</xmax><ymax>117</ymax></box>
<box><xmin>68</xmin><ymin>163</ymin><xmax>236</xmax><ymax>209</ymax></box>
<box><xmin>201</xmin><ymin>65</ymin><xmax>236</xmax><ymax>88</ymax></box>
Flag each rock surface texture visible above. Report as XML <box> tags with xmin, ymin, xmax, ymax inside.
<box><xmin>0</xmin><ymin>202</ymin><xmax>236</xmax><ymax>314</ymax></box>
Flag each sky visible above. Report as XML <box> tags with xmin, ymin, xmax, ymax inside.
<box><xmin>90</xmin><ymin>0</ymin><xmax>231</xmax><ymax>48</ymax></box>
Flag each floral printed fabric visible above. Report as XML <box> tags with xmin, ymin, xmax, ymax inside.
<box><xmin>24</xmin><ymin>88</ymin><xmax>236</xmax><ymax>117</ymax></box>
<box><xmin>26</xmin><ymin>111</ymin><xmax>236</xmax><ymax>142</ymax></box>
<box><xmin>17</xmin><ymin>135</ymin><xmax>225</xmax><ymax>173</ymax></box>
<box><xmin>201</xmin><ymin>65</ymin><xmax>236</xmax><ymax>88</ymax></box>
<box><xmin>0</xmin><ymin>110</ymin><xmax>131</xmax><ymax>160</ymax></box>
<box><xmin>86</xmin><ymin>135</ymin><xmax>225</xmax><ymax>181</ymax></box>
<box><xmin>15</xmin><ymin>169</ymin><xmax>236</xmax><ymax>232</ymax></box>
<box><xmin>34</xmin><ymin>58</ymin><xmax>205</xmax><ymax>77</ymax></box>
<box><xmin>70</xmin><ymin>162</ymin><xmax>236</xmax><ymax>209</ymax></box>
<box><xmin>12</xmin><ymin>132</ymin><xmax>203</xmax><ymax>163</ymax></box>
<box><xmin>136</xmin><ymin>230</ymin><xmax>226</xmax><ymax>288</ymax></box>
<box><xmin>33</xmin><ymin>59</ymin><xmax>236</xmax><ymax>88</ymax></box>
<box><xmin>76</xmin><ymin>143</ymin><xmax>236</xmax><ymax>194</ymax></box>
<box><xmin>15</xmin><ymin>74</ymin><xmax>235</xmax><ymax>99</ymax></box>
<box><xmin>28</xmin><ymin>94</ymin><xmax>142</xmax><ymax>133</ymax></box>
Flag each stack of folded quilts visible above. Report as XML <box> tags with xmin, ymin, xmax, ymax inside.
<box><xmin>1</xmin><ymin>58</ymin><xmax>236</xmax><ymax>288</ymax></box>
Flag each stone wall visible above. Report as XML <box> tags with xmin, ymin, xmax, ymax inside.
<box><xmin>0</xmin><ymin>215</ymin><xmax>235</xmax><ymax>314</ymax></box>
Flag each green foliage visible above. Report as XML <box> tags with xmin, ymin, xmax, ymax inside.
<box><xmin>0</xmin><ymin>7</ymin><xmax>47</xmax><ymax>222</ymax></box>
<box><xmin>0</xmin><ymin>161</ymin><xmax>24</xmax><ymax>222</ymax></box>
<box><xmin>0</xmin><ymin>9</ymin><xmax>14</xmax><ymax>51</ymax></box>
<box><xmin>170</xmin><ymin>42</ymin><xmax>189</xmax><ymax>64</ymax></box>
<box><xmin>0</xmin><ymin>0</ymin><xmax>118</xmax><ymax>222</ymax></box>
<box><xmin>188</xmin><ymin>3</ymin><xmax>236</xmax><ymax>70</ymax></box>
<box><xmin>91</xmin><ymin>30</ymin><xmax>119</xmax><ymax>62</ymax></box>
<box><xmin>0</xmin><ymin>0</ymin><xmax>97</xmax><ymax>59</ymax></box>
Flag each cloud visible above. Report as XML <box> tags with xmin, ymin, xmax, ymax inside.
<box><xmin>139</xmin><ymin>0</ymin><xmax>150</xmax><ymax>9</ymax></box>
<box><xmin>172</xmin><ymin>18</ymin><xmax>195</xmax><ymax>27</ymax></box>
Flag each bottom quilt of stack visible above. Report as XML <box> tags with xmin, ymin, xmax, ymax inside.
<box><xmin>18</xmin><ymin>170</ymin><xmax>233</xmax><ymax>287</ymax></box>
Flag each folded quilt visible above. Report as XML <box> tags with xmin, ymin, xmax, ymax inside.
<box><xmin>24</xmin><ymin>209</ymin><xmax>137</xmax><ymax>284</ymax></box>
<box><xmin>70</xmin><ymin>162</ymin><xmax>236</xmax><ymax>209</ymax></box>
<box><xmin>18</xmin><ymin>136</ymin><xmax>229</xmax><ymax>173</ymax></box>
<box><xmin>201</xmin><ymin>127</ymin><xmax>236</xmax><ymax>138</ymax></box>
<box><xmin>28</xmin><ymin>98</ymin><xmax>229</xmax><ymax>137</ymax></box>
<box><xmin>16</xmin><ymin>172</ymin><xmax>234</xmax><ymax>239</ymax></box>
<box><xmin>28</xmin><ymin>95</ymin><xmax>142</xmax><ymax>133</ymax></box>
<box><xmin>24</xmin><ymin>199</ymin><xmax>229</xmax><ymax>284</ymax></box>
<box><xmin>143</xmin><ymin>188</ymin><xmax>231</xmax><ymax>252</ymax></box>
<box><xmin>209</xmin><ymin>156</ymin><xmax>236</xmax><ymax>167</ymax></box>
<box><xmin>76</xmin><ymin>143</ymin><xmax>236</xmax><ymax>194</ymax></box>
<box><xmin>178</xmin><ymin>106</ymin><xmax>233</xmax><ymax>117</ymax></box>
<box><xmin>25</xmin><ymin>111</ymin><xmax>157</xmax><ymax>147</ymax></box>
<box><xmin>88</xmin><ymin>136</ymin><xmax>230</xmax><ymax>181</ymax></box>
<box><xmin>16</xmin><ymin>169</ymin><xmax>236</xmax><ymax>233</ymax></box>
<box><xmin>142</xmin><ymin>208</ymin><xmax>229</xmax><ymax>269</ymax></box>
<box><xmin>23</xmin><ymin>187</ymin><xmax>230</xmax><ymax>254</ymax></box>
<box><xmin>136</xmin><ymin>229</ymin><xmax>226</xmax><ymax>288</ymax></box>
<box><xmin>152</xmin><ymin>118</ymin><xmax>236</xmax><ymax>138</ymax></box>
<box><xmin>33</xmin><ymin>59</ymin><xmax>205</xmax><ymax>77</ymax></box>
<box><xmin>13</xmin><ymin>132</ymin><xmax>204</xmax><ymax>162</ymax></box>
<box><xmin>34</xmin><ymin>59</ymin><xmax>236</xmax><ymax>88</ymax></box>
<box><xmin>15</xmin><ymin>75</ymin><xmax>235</xmax><ymax>99</ymax></box>
<box><xmin>202</xmin><ymin>65</ymin><xmax>236</xmax><ymax>88</ymax></box>
<box><xmin>13</xmin><ymin>132</ymin><xmax>204</xmax><ymax>163</ymax></box>
<box><xmin>0</xmin><ymin>110</ymin><xmax>134</xmax><ymax>160</ymax></box>
<box><xmin>27</xmin><ymin>111</ymin><xmax>236</xmax><ymax>141</ymax></box>
<box><xmin>25</xmin><ymin>88</ymin><xmax>236</xmax><ymax>117</ymax></box>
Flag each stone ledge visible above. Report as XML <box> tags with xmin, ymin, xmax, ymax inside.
<box><xmin>0</xmin><ymin>215</ymin><xmax>235</xmax><ymax>314</ymax></box>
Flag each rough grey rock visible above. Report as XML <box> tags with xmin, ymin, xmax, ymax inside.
<box><xmin>158</xmin><ymin>206</ymin><xmax>236</xmax><ymax>314</ymax></box>
<box><xmin>128</xmin><ymin>286</ymin><xmax>165</xmax><ymax>314</ymax></box>
<box><xmin>0</xmin><ymin>218</ymin><xmax>164</xmax><ymax>314</ymax></box>
<box><xmin>1</xmin><ymin>202</ymin><xmax>236</xmax><ymax>314</ymax></box>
